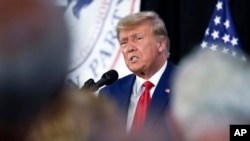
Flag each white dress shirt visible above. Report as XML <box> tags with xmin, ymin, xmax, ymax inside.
<box><xmin>126</xmin><ymin>61</ymin><xmax>168</xmax><ymax>132</ymax></box>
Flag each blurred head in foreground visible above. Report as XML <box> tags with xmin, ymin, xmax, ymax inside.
<box><xmin>0</xmin><ymin>0</ymin><xmax>69</xmax><ymax>129</ymax></box>
<box><xmin>0</xmin><ymin>1</ymin><xmax>128</xmax><ymax>141</ymax></box>
<box><xmin>169</xmin><ymin>48</ymin><xmax>250</xmax><ymax>141</ymax></box>
<box><xmin>27</xmin><ymin>89</ymin><xmax>127</xmax><ymax>141</ymax></box>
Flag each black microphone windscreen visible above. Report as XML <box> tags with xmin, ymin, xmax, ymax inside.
<box><xmin>101</xmin><ymin>70</ymin><xmax>118</xmax><ymax>85</ymax></box>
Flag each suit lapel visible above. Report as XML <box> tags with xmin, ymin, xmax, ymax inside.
<box><xmin>116</xmin><ymin>75</ymin><xmax>136</xmax><ymax>120</ymax></box>
<box><xmin>145</xmin><ymin>62</ymin><xmax>175</xmax><ymax>129</ymax></box>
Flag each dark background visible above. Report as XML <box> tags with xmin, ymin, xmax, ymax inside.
<box><xmin>140</xmin><ymin>0</ymin><xmax>250</xmax><ymax>64</ymax></box>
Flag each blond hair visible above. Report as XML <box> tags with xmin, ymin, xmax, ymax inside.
<box><xmin>116</xmin><ymin>11</ymin><xmax>170</xmax><ymax>54</ymax></box>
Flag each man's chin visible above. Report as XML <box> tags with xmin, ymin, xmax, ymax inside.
<box><xmin>129</xmin><ymin>68</ymin><xmax>145</xmax><ymax>76</ymax></box>
<box><xmin>128</xmin><ymin>66</ymin><xmax>139</xmax><ymax>73</ymax></box>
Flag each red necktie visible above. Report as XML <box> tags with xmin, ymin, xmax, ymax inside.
<box><xmin>132</xmin><ymin>81</ymin><xmax>154</xmax><ymax>132</ymax></box>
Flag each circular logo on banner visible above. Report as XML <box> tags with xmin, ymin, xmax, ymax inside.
<box><xmin>62</xmin><ymin>0</ymin><xmax>139</xmax><ymax>87</ymax></box>
<box><xmin>65</xmin><ymin>0</ymin><xmax>112</xmax><ymax>72</ymax></box>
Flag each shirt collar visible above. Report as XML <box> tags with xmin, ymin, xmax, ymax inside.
<box><xmin>135</xmin><ymin>61</ymin><xmax>168</xmax><ymax>92</ymax></box>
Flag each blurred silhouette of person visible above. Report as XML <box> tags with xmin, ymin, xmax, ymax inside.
<box><xmin>26</xmin><ymin>89</ymin><xmax>127</xmax><ymax>141</ymax></box>
<box><xmin>0</xmin><ymin>0</ymin><xmax>127</xmax><ymax>141</ymax></box>
<box><xmin>99</xmin><ymin>11</ymin><xmax>176</xmax><ymax>139</ymax></box>
<box><xmin>168</xmin><ymin>48</ymin><xmax>250</xmax><ymax>141</ymax></box>
<box><xmin>0</xmin><ymin>0</ymin><xmax>69</xmax><ymax>140</ymax></box>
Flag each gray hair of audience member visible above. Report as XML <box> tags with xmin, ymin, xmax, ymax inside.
<box><xmin>0</xmin><ymin>0</ymin><xmax>70</xmax><ymax>124</ymax></box>
<box><xmin>116</xmin><ymin>11</ymin><xmax>170</xmax><ymax>57</ymax></box>
<box><xmin>170</xmin><ymin>49</ymin><xmax>250</xmax><ymax>141</ymax></box>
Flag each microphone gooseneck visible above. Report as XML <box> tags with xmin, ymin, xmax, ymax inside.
<box><xmin>81</xmin><ymin>70</ymin><xmax>118</xmax><ymax>92</ymax></box>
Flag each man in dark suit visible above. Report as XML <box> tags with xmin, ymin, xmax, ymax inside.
<box><xmin>99</xmin><ymin>11</ymin><xmax>176</xmax><ymax>138</ymax></box>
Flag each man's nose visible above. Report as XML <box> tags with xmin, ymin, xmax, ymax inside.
<box><xmin>127</xmin><ymin>41</ymin><xmax>137</xmax><ymax>52</ymax></box>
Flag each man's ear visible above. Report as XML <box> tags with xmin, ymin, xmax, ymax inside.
<box><xmin>157</xmin><ymin>42</ymin><xmax>160</xmax><ymax>48</ymax></box>
<box><xmin>157</xmin><ymin>38</ymin><xmax>166</xmax><ymax>53</ymax></box>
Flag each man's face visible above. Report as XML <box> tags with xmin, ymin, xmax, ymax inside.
<box><xmin>118</xmin><ymin>22</ymin><xmax>166</xmax><ymax>77</ymax></box>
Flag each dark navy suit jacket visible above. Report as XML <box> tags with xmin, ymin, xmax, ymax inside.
<box><xmin>99</xmin><ymin>61</ymin><xmax>176</xmax><ymax>134</ymax></box>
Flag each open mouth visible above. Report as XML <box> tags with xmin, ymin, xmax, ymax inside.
<box><xmin>129</xmin><ymin>56</ymin><xmax>139</xmax><ymax>62</ymax></box>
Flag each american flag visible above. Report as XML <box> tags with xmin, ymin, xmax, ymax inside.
<box><xmin>200</xmin><ymin>0</ymin><xmax>247</xmax><ymax>62</ymax></box>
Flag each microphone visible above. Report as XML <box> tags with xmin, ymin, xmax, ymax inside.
<box><xmin>95</xmin><ymin>69</ymin><xmax>119</xmax><ymax>88</ymax></box>
<box><xmin>81</xmin><ymin>70</ymin><xmax>118</xmax><ymax>92</ymax></box>
<box><xmin>81</xmin><ymin>78</ymin><xmax>96</xmax><ymax>90</ymax></box>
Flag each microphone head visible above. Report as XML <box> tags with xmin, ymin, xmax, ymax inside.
<box><xmin>101</xmin><ymin>70</ymin><xmax>119</xmax><ymax>85</ymax></box>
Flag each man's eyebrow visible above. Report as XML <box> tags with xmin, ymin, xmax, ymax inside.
<box><xmin>131</xmin><ymin>32</ymin><xmax>144</xmax><ymax>38</ymax></box>
<box><xmin>119</xmin><ymin>32</ymin><xmax>143</xmax><ymax>40</ymax></box>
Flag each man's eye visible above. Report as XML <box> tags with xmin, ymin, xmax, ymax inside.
<box><xmin>137</xmin><ymin>37</ymin><xmax>143</xmax><ymax>40</ymax></box>
<box><xmin>120</xmin><ymin>42</ymin><xmax>127</xmax><ymax>47</ymax></box>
